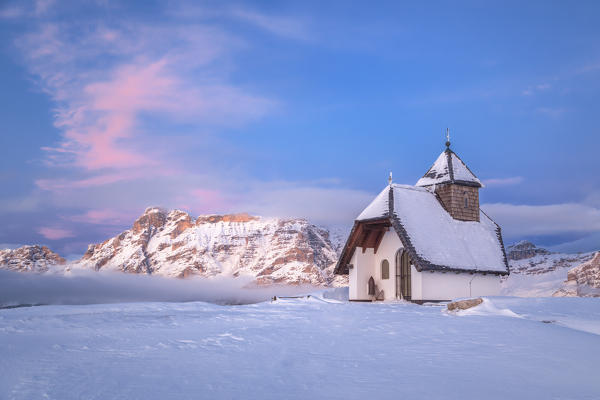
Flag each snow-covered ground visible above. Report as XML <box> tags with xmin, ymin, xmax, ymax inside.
<box><xmin>1</xmin><ymin>295</ymin><xmax>599</xmax><ymax>399</ymax></box>
<box><xmin>501</xmin><ymin>266</ymin><xmax>574</xmax><ymax>297</ymax></box>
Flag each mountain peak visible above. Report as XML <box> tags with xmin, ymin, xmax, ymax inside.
<box><xmin>142</xmin><ymin>206</ymin><xmax>168</xmax><ymax>215</ymax></box>
<box><xmin>133</xmin><ymin>207</ymin><xmax>168</xmax><ymax>234</ymax></box>
<box><xmin>0</xmin><ymin>245</ymin><xmax>65</xmax><ymax>273</ymax></box>
<box><xmin>507</xmin><ymin>241</ymin><xmax>550</xmax><ymax>260</ymax></box>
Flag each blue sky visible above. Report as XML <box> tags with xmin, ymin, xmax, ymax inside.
<box><xmin>1</xmin><ymin>0</ymin><xmax>599</xmax><ymax>256</ymax></box>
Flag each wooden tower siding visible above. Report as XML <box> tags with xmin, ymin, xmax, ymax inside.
<box><xmin>435</xmin><ymin>184</ymin><xmax>480</xmax><ymax>222</ymax></box>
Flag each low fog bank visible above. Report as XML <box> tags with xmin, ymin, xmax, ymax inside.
<box><xmin>0</xmin><ymin>270</ymin><xmax>319</xmax><ymax>307</ymax></box>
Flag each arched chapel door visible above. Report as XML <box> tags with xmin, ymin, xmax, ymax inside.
<box><xmin>395</xmin><ymin>250</ymin><xmax>412</xmax><ymax>300</ymax></box>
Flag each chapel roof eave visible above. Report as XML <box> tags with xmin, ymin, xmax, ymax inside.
<box><xmin>333</xmin><ymin>217</ymin><xmax>392</xmax><ymax>275</ymax></box>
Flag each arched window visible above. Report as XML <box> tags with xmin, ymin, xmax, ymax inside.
<box><xmin>381</xmin><ymin>259</ymin><xmax>390</xmax><ymax>279</ymax></box>
<box><xmin>464</xmin><ymin>197</ymin><xmax>469</xmax><ymax>208</ymax></box>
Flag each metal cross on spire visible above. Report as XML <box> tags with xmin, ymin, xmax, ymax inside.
<box><xmin>445</xmin><ymin>128</ymin><xmax>451</xmax><ymax>148</ymax></box>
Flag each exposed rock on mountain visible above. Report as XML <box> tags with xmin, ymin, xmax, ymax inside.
<box><xmin>507</xmin><ymin>240</ymin><xmax>550</xmax><ymax>261</ymax></box>
<box><xmin>0</xmin><ymin>245</ymin><xmax>65</xmax><ymax>273</ymax></box>
<box><xmin>553</xmin><ymin>252</ymin><xmax>600</xmax><ymax>297</ymax></box>
<box><xmin>75</xmin><ymin>207</ymin><xmax>340</xmax><ymax>285</ymax></box>
<box><xmin>501</xmin><ymin>242</ymin><xmax>595</xmax><ymax>297</ymax></box>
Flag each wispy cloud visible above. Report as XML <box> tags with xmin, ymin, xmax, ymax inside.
<box><xmin>536</xmin><ymin>107</ymin><xmax>567</xmax><ymax>118</ymax></box>
<box><xmin>14</xmin><ymin>8</ymin><xmax>275</xmax><ymax>195</ymax></box>
<box><xmin>229</xmin><ymin>7</ymin><xmax>310</xmax><ymax>40</ymax></box>
<box><xmin>238</xmin><ymin>182</ymin><xmax>374</xmax><ymax>226</ymax></box>
<box><xmin>483</xmin><ymin>176</ymin><xmax>524</xmax><ymax>186</ymax></box>
<box><xmin>0</xmin><ymin>0</ymin><xmax>54</xmax><ymax>19</ymax></box>
<box><xmin>522</xmin><ymin>83</ymin><xmax>551</xmax><ymax>96</ymax></box>
<box><xmin>0</xmin><ymin>6</ymin><xmax>22</xmax><ymax>19</ymax></box>
<box><xmin>4</xmin><ymin>1</ymin><xmax>349</xmax><ymax>250</ymax></box>
<box><xmin>167</xmin><ymin>3</ymin><xmax>311</xmax><ymax>41</ymax></box>
<box><xmin>483</xmin><ymin>202</ymin><xmax>600</xmax><ymax>237</ymax></box>
<box><xmin>576</xmin><ymin>61</ymin><xmax>600</xmax><ymax>74</ymax></box>
<box><xmin>37</xmin><ymin>227</ymin><xmax>75</xmax><ymax>240</ymax></box>
<box><xmin>67</xmin><ymin>209</ymin><xmax>137</xmax><ymax>226</ymax></box>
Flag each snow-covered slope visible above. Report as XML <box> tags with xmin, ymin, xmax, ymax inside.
<box><xmin>1</xmin><ymin>297</ymin><xmax>599</xmax><ymax>400</ymax></box>
<box><xmin>501</xmin><ymin>241</ymin><xmax>596</xmax><ymax>297</ymax></box>
<box><xmin>74</xmin><ymin>208</ymin><xmax>340</xmax><ymax>285</ymax></box>
<box><xmin>0</xmin><ymin>245</ymin><xmax>65</xmax><ymax>273</ymax></box>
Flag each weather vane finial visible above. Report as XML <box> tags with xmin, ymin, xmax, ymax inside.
<box><xmin>388</xmin><ymin>171</ymin><xmax>393</xmax><ymax>185</ymax></box>
<box><xmin>445</xmin><ymin>128</ymin><xmax>451</xmax><ymax>148</ymax></box>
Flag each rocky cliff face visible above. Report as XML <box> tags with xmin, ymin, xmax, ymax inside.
<box><xmin>0</xmin><ymin>245</ymin><xmax>65</xmax><ymax>273</ymax></box>
<box><xmin>553</xmin><ymin>252</ymin><xmax>600</xmax><ymax>297</ymax></box>
<box><xmin>507</xmin><ymin>240</ymin><xmax>550</xmax><ymax>261</ymax></box>
<box><xmin>75</xmin><ymin>207</ymin><xmax>340</xmax><ymax>286</ymax></box>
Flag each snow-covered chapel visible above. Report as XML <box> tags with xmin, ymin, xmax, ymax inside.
<box><xmin>334</xmin><ymin>139</ymin><xmax>510</xmax><ymax>302</ymax></box>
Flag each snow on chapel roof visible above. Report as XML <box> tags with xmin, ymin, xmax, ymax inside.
<box><xmin>338</xmin><ymin>184</ymin><xmax>508</xmax><ymax>275</ymax></box>
<box><xmin>356</xmin><ymin>185</ymin><xmax>390</xmax><ymax>221</ymax></box>
<box><xmin>390</xmin><ymin>184</ymin><xmax>506</xmax><ymax>273</ymax></box>
<box><xmin>416</xmin><ymin>148</ymin><xmax>482</xmax><ymax>188</ymax></box>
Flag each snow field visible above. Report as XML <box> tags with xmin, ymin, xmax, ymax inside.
<box><xmin>0</xmin><ymin>296</ymin><xmax>599</xmax><ymax>400</ymax></box>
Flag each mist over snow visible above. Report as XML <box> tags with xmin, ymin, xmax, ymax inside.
<box><xmin>0</xmin><ymin>270</ymin><xmax>316</xmax><ymax>307</ymax></box>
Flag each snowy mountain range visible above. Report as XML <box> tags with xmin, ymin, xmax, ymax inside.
<box><xmin>1</xmin><ymin>216</ymin><xmax>599</xmax><ymax>296</ymax></box>
<box><xmin>73</xmin><ymin>207</ymin><xmax>341</xmax><ymax>286</ymax></box>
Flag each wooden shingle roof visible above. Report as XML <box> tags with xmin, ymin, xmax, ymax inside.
<box><xmin>416</xmin><ymin>147</ymin><xmax>482</xmax><ymax>188</ymax></box>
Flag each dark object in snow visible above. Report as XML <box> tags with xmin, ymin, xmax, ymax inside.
<box><xmin>447</xmin><ymin>298</ymin><xmax>483</xmax><ymax>311</ymax></box>
<box><xmin>271</xmin><ymin>295</ymin><xmax>312</xmax><ymax>302</ymax></box>
<box><xmin>368</xmin><ymin>277</ymin><xmax>375</xmax><ymax>296</ymax></box>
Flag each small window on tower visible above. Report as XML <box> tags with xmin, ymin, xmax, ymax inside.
<box><xmin>464</xmin><ymin>197</ymin><xmax>469</xmax><ymax>208</ymax></box>
<box><xmin>381</xmin><ymin>259</ymin><xmax>390</xmax><ymax>279</ymax></box>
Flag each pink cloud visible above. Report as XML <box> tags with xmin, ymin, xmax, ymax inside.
<box><xmin>44</xmin><ymin>60</ymin><xmax>177</xmax><ymax>171</ymax></box>
<box><xmin>17</xmin><ymin>18</ymin><xmax>274</xmax><ymax>195</ymax></box>
<box><xmin>68</xmin><ymin>209</ymin><xmax>137</xmax><ymax>225</ymax></box>
<box><xmin>37</xmin><ymin>227</ymin><xmax>75</xmax><ymax>240</ymax></box>
<box><xmin>184</xmin><ymin>188</ymin><xmax>232</xmax><ymax>214</ymax></box>
<box><xmin>34</xmin><ymin>169</ymin><xmax>173</xmax><ymax>191</ymax></box>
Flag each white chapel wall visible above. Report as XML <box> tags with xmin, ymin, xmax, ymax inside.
<box><xmin>348</xmin><ymin>228</ymin><xmax>503</xmax><ymax>301</ymax></box>
<box><xmin>469</xmin><ymin>274</ymin><xmax>502</xmax><ymax>297</ymax></box>
<box><xmin>420</xmin><ymin>272</ymin><xmax>501</xmax><ymax>300</ymax></box>
<box><xmin>349</xmin><ymin>248</ymin><xmax>375</xmax><ymax>300</ymax></box>
<box><xmin>410</xmin><ymin>266</ymin><xmax>423</xmax><ymax>301</ymax></box>
<box><xmin>348</xmin><ymin>251</ymin><xmax>358</xmax><ymax>300</ymax></box>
